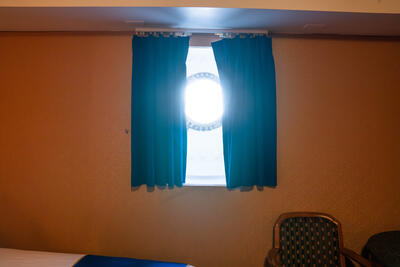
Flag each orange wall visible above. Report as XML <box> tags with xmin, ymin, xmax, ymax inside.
<box><xmin>0</xmin><ymin>33</ymin><xmax>399</xmax><ymax>267</ymax></box>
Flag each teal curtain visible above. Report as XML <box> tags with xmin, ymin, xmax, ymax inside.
<box><xmin>212</xmin><ymin>35</ymin><xmax>277</xmax><ymax>189</ymax></box>
<box><xmin>131</xmin><ymin>35</ymin><xmax>189</xmax><ymax>188</ymax></box>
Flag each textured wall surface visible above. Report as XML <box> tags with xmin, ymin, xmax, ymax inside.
<box><xmin>0</xmin><ymin>33</ymin><xmax>399</xmax><ymax>267</ymax></box>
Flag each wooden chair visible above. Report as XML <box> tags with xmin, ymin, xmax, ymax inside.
<box><xmin>266</xmin><ymin>212</ymin><xmax>373</xmax><ymax>267</ymax></box>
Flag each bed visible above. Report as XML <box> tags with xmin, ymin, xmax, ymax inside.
<box><xmin>0</xmin><ymin>248</ymin><xmax>194</xmax><ymax>267</ymax></box>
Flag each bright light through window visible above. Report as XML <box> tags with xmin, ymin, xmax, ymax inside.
<box><xmin>185</xmin><ymin>47</ymin><xmax>226</xmax><ymax>186</ymax></box>
<box><xmin>185</xmin><ymin>78</ymin><xmax>223</xmax><ymax>125</ymax></box>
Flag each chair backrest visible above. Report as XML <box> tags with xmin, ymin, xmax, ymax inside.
<box><xmin>273</xmin><ymin>212</ymin><xmax>346</xmax><ymax>267</ymax></box>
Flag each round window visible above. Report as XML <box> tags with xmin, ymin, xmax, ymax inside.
<box><xmin>184</xmin><ymin>72</ymin><xmax>224</xmax><ymax>131</ymax></box>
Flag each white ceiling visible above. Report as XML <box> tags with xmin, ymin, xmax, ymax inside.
<box><xmin>0</xmin><ymin>7</ymin><xmax>400</xmax><ymax>36</ymax></box>
<box><xmin>2</xmin><ymin>0</ymin><xmax>400</xmax><ymax>14</ymax></box>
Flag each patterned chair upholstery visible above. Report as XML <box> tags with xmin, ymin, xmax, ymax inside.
<box><xmin>266</xmin><ymin>212</ymin><xmax>372</xmax><ymax>267</ymax></box>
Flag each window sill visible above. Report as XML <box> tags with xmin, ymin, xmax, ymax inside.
<box><xmin>184</xmin><ymin>175</ymin><xmax>226</xmax><ymax>187</ymax></box>
<box><xmin>183</xmin><ymin>183</ymin><xmax>226</xmax><ymax>187</ymax></box>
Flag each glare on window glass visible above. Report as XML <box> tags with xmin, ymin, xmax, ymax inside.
<box><xmin>185</xmin><ymin>78</ymin><xmax>223</xmax><ymax>125</ymax></box>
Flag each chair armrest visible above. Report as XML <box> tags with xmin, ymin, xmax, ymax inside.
<box><xmin>342</xmin><ymin>248</ymin><xmax>373</xmax><ymax>267</ymax></box>
<box><xmin>265</xmin><ymin>248</ymin><xmax>280</xmax><ymax>267</ymax></box>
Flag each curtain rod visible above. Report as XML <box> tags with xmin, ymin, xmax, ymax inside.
<box><xmin>134</xmin><ymin>27</ymin><xmax>269</xmax><ymax>35</ymax></box>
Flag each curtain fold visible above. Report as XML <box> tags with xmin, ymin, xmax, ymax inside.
<box><xmin>131</xmin><ymin>35</ymin><xmax>189</xmax><ymax>188</ymax></box>
<box><xmin>212</xmin><ymin>35</ymin><xmax>277</xmax><ymax>189</ymax></box>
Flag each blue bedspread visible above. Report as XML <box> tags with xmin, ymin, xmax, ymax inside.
<box><xmin>74</xmin><ymin>255</ymin><xmax>188</xmax><ymax>267</ymax></box>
